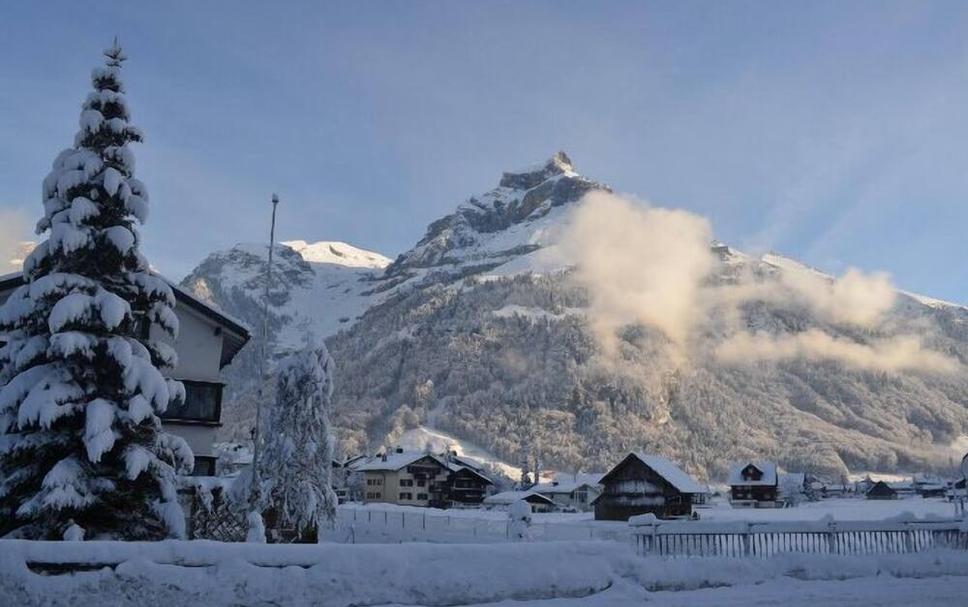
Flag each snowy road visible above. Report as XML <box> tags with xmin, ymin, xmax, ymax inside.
<box><xmin>403</xmin><ymin>575</ymin><xmax>968</xmax><ymax>606</ymax></box>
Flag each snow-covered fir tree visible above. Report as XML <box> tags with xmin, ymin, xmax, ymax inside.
<box><xmin>256</xmin><ymin>342</ymin><xmax>338</xmax><ymax>538</ymax></box>
<box><xmin>0</xmin><ymin>41</ymin><xmax>192</xmax><ymax>540</ymax></box>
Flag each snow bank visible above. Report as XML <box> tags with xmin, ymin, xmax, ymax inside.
<box><xmin>3</xmin><ymin>539</ymin><xmax>968</xmax><ymax>606</ymax></box>
<box><xmin>0</xmin><ymin>540</ymin><xmax>615</xmax><ymax>606</ymax></box>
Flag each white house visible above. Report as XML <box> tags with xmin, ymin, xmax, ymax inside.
<box><xmin>0</xmin><ymin>272</ymin><xmax>250</xmax><ymax>476</ymax></box>
<box><xmin>483</xmin><ymin>489</ymin><xmax>557</xmax><ymax>513</ymax></box>
<box><xmin>532</xmin><ymin>472</ymin><xmax>603</xmax><ymax>512</ymax></box>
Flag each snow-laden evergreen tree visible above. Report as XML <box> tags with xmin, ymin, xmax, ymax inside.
<box><xmin>0</xmin><ymin>41</ymin><xmax>192</xmax><ymax>540</ymax></box>
<box><xmin>256</xmin><ymin>342</ymin><xmax>337</xmax><ymax>539</ymax></box>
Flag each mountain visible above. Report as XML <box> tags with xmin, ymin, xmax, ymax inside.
<box><xmin>182</xmin><ymin>153</ymin><xmax>968</xmax><ymax>481</ymax></box>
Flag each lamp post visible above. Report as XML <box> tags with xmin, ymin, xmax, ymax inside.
<box><xmin>250</xmin><ymin>193</ymin><xmax>279</xmax><ymax>511</ymax></box>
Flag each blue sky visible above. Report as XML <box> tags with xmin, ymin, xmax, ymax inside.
<box><xmin>2</xmin><ymin>1</ymin><xmax>967</xmax><ymax>302</ymax></box>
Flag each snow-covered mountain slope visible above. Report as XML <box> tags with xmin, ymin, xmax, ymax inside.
<box><xmin>182</xmin><ymin>240</ymin><xmax>390</xmax><ymax>352</ymax></box>
<box><xmin>393</xmin><ymin>425</ymin><xmax>521</xmax><ymax>481</ymax></box>
<box><xmin>184</xmin><ymin>153</ymin><xmax>968</xmax><ymax>479</ymax></box>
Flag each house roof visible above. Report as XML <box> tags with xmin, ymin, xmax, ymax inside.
<box><xmin>355</xmin><ymin>451</ymin><xmax>450</xmax><ymax>472</ymax></box>
<box><xmin>483</xmin><ymin>490</ymin><xmax>556</xmax><ymax>506</ymax></box>
<box><xmin>728</xmin><ymin>461</ymin><xmax>778</xmax><ymax>487</ymax></box>
<box><xmin>600</xmin><ymin>453</ymin><xmax>706</xmax><ymax>494</ymax></box>
<box><xmin>0</xmin><ymin>271</ymin><xmax>250</xmax><ymax>368</ymax></box>
<box><xmin>449</xmin><ymin>464</ymin><xmax>494</xmax><ymax>486</ymax></box>
<box><xmin>533</xmin><ymin>472</ymin><xmax>604</xmax><ymax>495</ymax></box>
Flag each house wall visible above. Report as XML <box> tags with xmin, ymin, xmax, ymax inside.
<box><xmin>154</xmin><ymin>306</ymin><xmax>224</xmax><ymax>383</ymax></box>
<box><xmin>153</xmin><ymin>304</ymin><xmax>226</xmax><ymax>462</ymax></box>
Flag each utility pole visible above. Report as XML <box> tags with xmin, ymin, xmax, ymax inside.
<box><xmin>250</xmin><ymin>193</ymin><xmax>280</xmax><ymax>510</ymax></box>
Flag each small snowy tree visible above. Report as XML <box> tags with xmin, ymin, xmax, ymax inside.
<box><xmin>0</xmin><ymin>41</ymin><xmax>192</xmax><ymax>540</ymax></box>
<box><xmin>256</xmin><ymin>343</ymin><xmax>338</xmax><ymax>539</ymax></box>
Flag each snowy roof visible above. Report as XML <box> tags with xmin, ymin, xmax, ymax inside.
<box><xmin>449</xmin><ymin>464</ymin><xmax>494</xmax><ymax>485</ymax></box>
<box><xmin>728</xmin><ymin>461</ymin><xmax>779</xmax><ymax>487</ymax></box>
<box><xmin>533</xmin><ymin>473</ymin><xmax>603</xmax><ymax>495</ymax></box>
<box><xmin>483</xmin><ymin>490</ymin><xmax>556</xmax><ymax>506</ymax></box>
<box><xmin>355</xmin><ymin>451</ymin><xmax>449</xmax><ymax>472</ymax></box>
<box><xmin>601</xmin><ymin>453</ymin><xmax>706</xmax><ymax>494</ymax></box>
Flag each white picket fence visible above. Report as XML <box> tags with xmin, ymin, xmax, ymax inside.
<box><xmin>630</xmin><ymin>518</ymin><xmax>968</xmax><ymax>558</ymax></box>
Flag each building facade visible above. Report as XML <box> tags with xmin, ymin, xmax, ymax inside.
<box><xmin>728</xmin><ymin>461</ymin><xmax>779</xmax><ymax>508</ymax></box>
<box><xmin>593</xmin><ymin>453</ymin><xmax>706</xmax><ymax>521</ymax></box>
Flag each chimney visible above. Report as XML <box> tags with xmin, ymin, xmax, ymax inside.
<box><xmin>381</xmin><ymin>452</ymin><xmax>388</xmax><ymax>462</ymax></box>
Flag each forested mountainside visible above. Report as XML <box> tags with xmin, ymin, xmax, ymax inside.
<box><xmin>183</xmin><ymin>153</ymin><xmax>968</xmax><ymax>480</ymax></box>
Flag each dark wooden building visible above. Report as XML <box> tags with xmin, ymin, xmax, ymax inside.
<box><xmin>444</xmin><ymin>466</ymin><xmax>494</xmax><ymax>507</ymax></box>
<box><xmin>728</xmin><ymin>461</ymin><xmax>779</xmax><ymax>507</ymax></box>
<box><xmin>866</xmin><ymin>480</ymin><xmax>898</xmax><ymax>500</ymax></box>
<box><xmin>593</xmin><ymin>452</ymin><xmax>706</xmax><ymax>521</ymax></box>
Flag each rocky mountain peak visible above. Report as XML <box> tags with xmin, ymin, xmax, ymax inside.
<box><xmin>499</xmin><ymin>151</ymin><xmax>576</xmax><ymax>190</ymax></box>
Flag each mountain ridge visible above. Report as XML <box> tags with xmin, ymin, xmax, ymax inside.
<box><xmin>182</xmin><ymin>153</ymin><xmax>968</xmax><ymax>480</ymax></box>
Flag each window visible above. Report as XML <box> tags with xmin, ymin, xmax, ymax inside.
<box><xmin>366</xmin><ymin>492</ymin><xmax>381</xmax><ymax>499</ymax></box>
<box><xmin>416</xmin><ymin>479</ymin><xmax>426</xmax><ymax>487</ymax></box>
<box><xmin>416</xmin><ymin>493</ymin><xmax>428</xmax><ymax>501</ymax></box>
<box><xmin>162</xmin><ymin>380</ymin><xmax>222</xmax><ymax>423</ymax></box>
<box><xmin>398</xmin><ymin>492</ymin><xmax>413</xmax><ymax>500</ymax></box>
<box><xmin>367</xmin><ymin>478</ymin><xmax>383</xmax><ymax>486</ymax></box>
<box><xmin>400</xmin><ymin>479</ymin><xmax>413</xmax><ymax>487</ymax></box>
<box><xmin>191</xmin><ymin>456</ymin><xmax>217</xmax><ymax>477</ymax></box>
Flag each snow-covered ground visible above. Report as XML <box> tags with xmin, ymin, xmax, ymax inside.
<box><xmin>3</xmin><ymin>539</ymin><xmax>967</xmax><ymax>606</ymax></box>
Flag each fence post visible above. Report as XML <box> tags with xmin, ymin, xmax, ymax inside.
<box><xmin>904</xmin><ymin>522</ymin><xmax>914</xmax><ymax>554</ymax></box>
<box><xmin>742</xmin><ymin>523</ymin><xmax>751</xmax><ymax>557</ymax></box>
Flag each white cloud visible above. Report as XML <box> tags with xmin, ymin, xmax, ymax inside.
<box><xmin>557</xmin><ymin>191</ymin><xmax>715</xmax><ymax>352</ymax></box>
<box><xmin>0</xmin><ymin>209</ymin><xmax>33</xmax><ymax>273</ymax></box>
<box><xmin>716</xmin><ymin>330</ymin><xmax>959</xmax><ymax>375</ymax></box>
<box><xmin>556</xmin><ymin>191</ymin><xmax>957</xmax><ymax>375</ymax></box>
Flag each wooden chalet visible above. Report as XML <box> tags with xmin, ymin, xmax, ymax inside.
<box><xmin>866</xmin><ymin>480</ymin><xmax>898</xmax><ymax>500</ymax></box>
<box><xmin>593</xmin><ymin>453</ymin><xmax>706</xmax><ymax>521</ymax></box>
<box><xmin>728</xmin><ymin>461</ymin><xmax>779</xmax><ymax>508</ymax></box>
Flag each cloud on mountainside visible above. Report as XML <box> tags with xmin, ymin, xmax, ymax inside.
<box><xmin>557</xmin><ymin>192</ymin><xmax>958</xmax><ymax>374</ymax></box>
<box><xmin>0</xmin><ymin>209</ymin><xmax>32</xmax><ymax>274</ymax></box>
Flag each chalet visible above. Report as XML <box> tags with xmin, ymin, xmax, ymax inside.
<box><xmin>356</xmin><ymin>448</ymin><xmax>494</xmax><ymax>508</ymax></box>
<box><xmin>728</xmin><ymin>461</ymin><xmax>779</xmax><ymax>507</ymax></box>
<box><xmin>483</xmin><ymin>489</ymin><xmax>557</xmax><ymax>513</ymax></box>
<box><xmin>532</xmin><ymin>473</ymin><xmax>603</xmax><ymax>512</ymax></box>
<box><xmin>0</xmin><ymin>272</ymin><xmax>250</xmax><ymax>476</ymax></box>
<box><xmin>593</xmin><ymin>453</ymin><xmax>706</xmax><ymax>521</ymax></box>
<box><xmin>866</xmin><ymin>480</ymin><xmax>898</xmax><ymax>500</ymax></box>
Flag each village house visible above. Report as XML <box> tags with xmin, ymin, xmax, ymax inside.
<box><xmin>593</xmin><ymin>452</ymin><xmax>706</xmax><ymax>521</ymax></box>
<box><xmin>866</xmin><ymin>480</ymin><xmax>898</xmax><ymax>500</ymax></box>
<box><xmin>532</xmin><ymin>472</ymin><xmax>603</xmax><ymax>512</ymax></box>
<box><xmin>483</xmin><ymin>489</ymin><xmax>557</xmax><ymax>513</ymax></box>
<box><xmin>728</xmin><ymin>461</ymin><xmax>779</xmax><ymax>508</ymax></box>
<box><xmin>0</xmin><ymin>273</ymin><xmax>250</xmax><ymax>476</ymax></box>
<box><xmin>355</xmin><ymin>448</ymin><xmax>494</xmax><ymax>508</ymax></box>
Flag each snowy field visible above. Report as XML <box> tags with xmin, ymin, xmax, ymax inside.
<box><xmin>329</xmin><ymin>496</ymin><xmax>959</xmax><ymax>544</ymax></box>
<box><xmin>3</xmin><ymin>539</ymin><xmax>968</xmax><ymax>606</ymax></box>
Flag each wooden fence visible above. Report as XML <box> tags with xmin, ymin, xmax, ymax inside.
<box><xmin>630</xmin><ymin>518</ymin><xmax>968</xmax><ymax>558</ymax></box>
